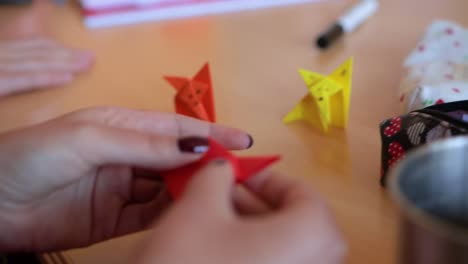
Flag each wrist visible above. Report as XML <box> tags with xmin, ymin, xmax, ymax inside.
<box><xmin>0</xmin><ymin>195</ymin><xmax>33</xmax><ymax>252</ymax></box>
<box><xmin>0</xmin><ymin>211</ymin><xmax>24</xmax><ymax>252</ymax></box>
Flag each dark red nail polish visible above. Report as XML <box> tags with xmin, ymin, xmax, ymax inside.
<box><xmin>178</xmin><ymin>137</ymin><xmax>209</xmax><ymax>153</ymax></box>
<box><xmin>247</xmin><ymin>134</ymin><xmax>254</xmax><ymax>149</ymax></box>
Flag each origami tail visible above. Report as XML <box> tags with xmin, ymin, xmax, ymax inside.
<box><xmin>236</xmin><ymin>156</ymin><xmax>281</xmax><ymax>182</ymax></box>
<box><xmin>283</xmin><ymin>103</ymin><xmax>305</xmax><ymax>124</ymax></box>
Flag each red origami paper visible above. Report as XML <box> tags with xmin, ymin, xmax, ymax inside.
<box><xmin>161</xmin><ymin>139</ymin><xmax>281</xmax><ymax>200</ymax></box>
<box><xmin>164</xmin><ymin>63</ymin><xmax>216</xmax><ymax>122</ymax></box>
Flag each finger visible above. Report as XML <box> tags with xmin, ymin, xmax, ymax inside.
<box><xmin>245</xmin><ymin>172</ymin><xmax>345</xmax><ymax>253</ymax></box>
<box><xmin>113</xmin><ymin>188</ymin><xmax>172</xmax><ymax>238</ymax></box>
<box><xmin>66</xmin><ymin>107</ymin><xmax>253</xmax><ymax>150</ymax></box>
<box><xmin>132</xmin><ymin>167</ymin><xmax>163</xmax><ymax>181</ymax></box>
<box><xmin>232</xmin><ymin>185</ymin><xmax>272</xmax><ymax>215</ymax></box>
<box><xmin>243</xmin><ymin>173</ymin><xmax>346</xmax><ymax>263</ymax></box>
<box><xmin>244</xmin><ymin>172</ymin><xmax>321</xmax><ymax>215</ymax></box>
<box><xmin>0</xmin><ymin>72</ymin><xmax>73</xmax><ymax>96</ymax></box>
<box><xmin>179</xmin><ymin>159</ymin><xmax>235</xmax><ymax>217</ymax></box>
<box><xmin>72</xmin><ymin>126</ymin><xmax>209</xmax><ymax>170</ymax></box>
<box><xmin>177</xmin><ymin>114</ymin><xmax>253</xmax><ymax>150</ymax></box>
<box><xmin>0</xmin><ymin>128</ymin><xmax>210</xmax><ymax>200</ymax></box>
<box><xmin>0</xmin><ymin>50</ymin><xmax>94</xmax><ymax>73</ymax></box>
<box><xmin>130</xmin><ymin>176</ymin><xmax>165</xmax><ymax>203</ymax></box>
<box><xmin>0</xmin><ymin>41</ymin><xmax>60</xmax><ymax>58</ymax></box>
<box><xmin>0</xmin><ymin>38</ymin><xmax>59</xmax><ymax>50</ymax></box>
<box><xmin>88</xmin><ymin>166</ymin><xmax>171</xmax><ymax>243</ymax></box>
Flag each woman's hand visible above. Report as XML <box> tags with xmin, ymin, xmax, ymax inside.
<box><xmin>0</xmin><ymin>106</ymin><xmax>252</xmax><ymax>252</ymax></box>
<box><xmin>0</xmin><ymin>38</ymin><xmax>94</xmax><ymax>96</ymax></box>
<box><xmin>138</xmin><ymin>160</ymin><xmax>346</xmax><ymax>264</ymax></box>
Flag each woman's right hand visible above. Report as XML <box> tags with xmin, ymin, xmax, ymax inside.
<box><xmin>138</xmin><ymin>160</ymin><xmax>346</xmax><ymax>264</ymax></box>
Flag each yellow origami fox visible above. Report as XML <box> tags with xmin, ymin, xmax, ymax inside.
<box><xmin>283</xmin><ymin>58</ymin><xmax>353</xmax><ymax>132</ymax></box>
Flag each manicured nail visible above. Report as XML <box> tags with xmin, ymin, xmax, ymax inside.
<box><xmin>178</xmin><ymin>137</ymin><xmax>209</xmax><ymax>153</ymax></box>
<box><xmin>82</xmin><ymin>51</ymin><xmax>95</xmax><ymax>57</ymax></box>
<box><xmin>74</xmin><ymin>51</ymin><xmax>95</xmax><ymax>67</ymax></box>
<box><xmin>53</xmin><ymin>73</ymin><xmax>73</xmax><ymax>84</ymax></box>
<box><xmin>76</xmin><ymin>50</ymin><xmax>94</xmax><ymax>58</ymax></box>
<box><xmin>247</xmin><ymin>134</ymin><xmax>254</xmax><ymax>149</ymax></box>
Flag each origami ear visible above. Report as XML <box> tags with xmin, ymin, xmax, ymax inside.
<box><xmin>193</xmin><ymin>63</ymin><xmax>211</xmax><ymax>85</ymax></box>
<box><xmin>164</xmin><ymin>76</ymin><xmax>189</xmax><ymax>91</ymax></box>
<box><xmin>193</xmin><ymin>63</ymin><xmax>216</xmax><ymax>122</ymax></box>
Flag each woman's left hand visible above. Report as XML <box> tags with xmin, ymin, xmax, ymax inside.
<box><xmin>0</xmin><ymin>106</ymin><xmax>252</xmax><ymax>252</ymax></box>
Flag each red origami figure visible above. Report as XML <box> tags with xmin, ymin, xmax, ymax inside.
<box><xmin>161</xmin><ymin>139</ymin><xmax>281</xmax><ymax>200</ymax></box>
<box><xmin>164</xmin><ymin>63</ymin><xmax>216</xmax><ymax>122</ymax></box>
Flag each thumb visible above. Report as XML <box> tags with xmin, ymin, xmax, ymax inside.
<box><xmin>179</xmin><ymin>159</ymin><xmax>235</xmax><ymax>217</ymax></box>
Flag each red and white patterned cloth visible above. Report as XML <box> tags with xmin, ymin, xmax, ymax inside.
<box><xmin>400</xmin><ymin>20</ymin><xmax>468</xmax><ymax>112</ymax></box>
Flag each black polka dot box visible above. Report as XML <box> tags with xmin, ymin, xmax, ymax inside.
<box><xmin>379</xmin><ymin>100</ymin><xmax>468</xmax><ymax>186</ymax></box>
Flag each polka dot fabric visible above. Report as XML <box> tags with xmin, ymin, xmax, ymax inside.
<box><xmin>383</xmin><ymin>117</ymin><xmax>402</xmax><ymax>137</ymax></box>
<box><xmin>400</xmin><ymin>20</ymin><xmax>468</xmax><ymax>112</ymax></box>
<box><xmin>380</xmin><ymin>101</ymin><xmax>468</xmax><ymax>186</ymax></box>
<box><xmin>388</xmin><ymin>142</ymin><xmax>405</xmax><ymax>167</ymax></box>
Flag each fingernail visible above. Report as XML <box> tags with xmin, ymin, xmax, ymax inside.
<box><xmin>178</xmin><ymin>137</ymin><xmax>209</xmax><ymax>153</ymax></box>
<box><xmin>76</xmin><ymin>50</ymin><xmax>94</xmax><ymax>58</ymax></box>
<box><xmin>247</xmin><ymin>134</ymin><xmax>254</xmax><ymax>149</ymax></box>
<box><xmin>82</xmin><ymin>50</ymin><xmax>95</xmax><ymax>57</ymax></box>
<box><xmin>74</xmin><ymin>51</ymin><xmax>95</xmax><ymax>66</ymax></box>
<box><xmin>53</xmin><ymin>73</ymin><xmax>73</xmax><ymax>84</ymax></box>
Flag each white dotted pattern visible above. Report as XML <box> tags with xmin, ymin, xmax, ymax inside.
<box><xmin>388</xmin><ymin>142</ymin><xmax>405</xmax><ymax>167</ymax></box>
<box><xmin>384</xmin><ymin>117</ymin><xmax>402</xmax><ymax>137</ymax></box>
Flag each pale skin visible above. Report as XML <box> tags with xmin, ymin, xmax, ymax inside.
<box><xmin>0</xmin><ymin>38</ymin><xmax>94</xmax><ymax>96</ymax></box>
<box><xmin>0</xmin><ymin>5</ymin><xmax>345</xmax><ymax>261</ymax></box>
<box><xmin>0</xmin><ymin>107</ymin><xmax>346</xmax><ymax>263</ymax></box>
<box><xmin>0</xmin><ymin>1</ymin><xmax>93</xmax><ymax>96</ymax></box>
<box><xmin>0</xmin><ymin>106</ymin><xmax>252</xmax><ymax>251</ymax></box>
<box><xmin>138</xmin><ymin>160</ymin><xmax>346</xmax><ymax>264</ymax></box>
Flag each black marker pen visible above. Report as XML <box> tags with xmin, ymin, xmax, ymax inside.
<box><xmin>316</xmin><ymin>0</ymin><xmax>379</xmax><ymax>49</ymax></box>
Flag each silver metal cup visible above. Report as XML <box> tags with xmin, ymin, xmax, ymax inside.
<box><xmin>390</xmin><ymin>137</ymin><xmax>468</xmax><ymax>264</ymax></box>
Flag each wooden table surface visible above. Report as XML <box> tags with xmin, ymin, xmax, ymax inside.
<box><xmin>0</xmin><ymin>0</ymin><xmax>467</xmax><ymax>263</ymax></box>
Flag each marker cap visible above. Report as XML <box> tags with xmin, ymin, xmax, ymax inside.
<box><xmin>316</xmin><ymin>23</ymin><xmax>344</xmax><ymax>49</ymax></box>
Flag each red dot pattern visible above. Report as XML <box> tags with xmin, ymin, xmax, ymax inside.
<box><xmin>416</xmin><ymin>28</ymin><xmax>463</xmax><ymax>56</ymax></box>
<box><xmin>384</xmin><ymin>117</ymin><xmax>402</xmax><ymax>137</ymax></box>
<box><xmin>388</xmin><ymin>142</ymin><xmax>405</xmax><ymax>167</ymax></box>
<box><xmin>418</xmin><ymin>45</ymin><xmax>425</xmax><ymax>52</ymax></box>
